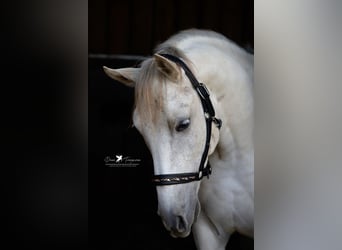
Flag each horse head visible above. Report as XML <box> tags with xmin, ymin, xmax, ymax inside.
<box><xmin>104</xmin><ymin>54</ymin><xmax>220</xmax><ymax>238</ymax></box>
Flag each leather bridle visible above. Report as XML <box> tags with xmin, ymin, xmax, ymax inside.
<box><xmin>151</xmin><ymin>54</ymin><xmax>222</xmax><ymax>186</ymax></box>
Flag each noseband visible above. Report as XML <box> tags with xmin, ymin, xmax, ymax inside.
<box><xmin>152</xmin><ymin>54</ymin><xmax>222</xmax><ymax>186</ymax></box>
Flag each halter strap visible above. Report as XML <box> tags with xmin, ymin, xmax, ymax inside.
<box><xmin>151</xmin><ymin>54</ymin><xmax>222</xmax><ymax>186</ymax></box>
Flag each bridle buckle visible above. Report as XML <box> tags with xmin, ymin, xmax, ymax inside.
<box><xmin>212</xmin><ymin>117</ymin><xmax>222</xmax><ymax>129</ymax></box>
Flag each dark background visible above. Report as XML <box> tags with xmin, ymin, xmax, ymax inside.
<box><xmin>89</xmin><ymin>0</ymin><xmax>253</xmax><ymax>55</ymax></box>
<box><xmin>89</xmin><ymin>0</ymin><xmax>253</xmax><ymax>249</ymax></box>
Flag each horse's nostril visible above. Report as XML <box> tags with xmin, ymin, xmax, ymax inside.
<box><xmin>176</xmin><ymin>216</ymin><xmax>186</xmax><ymax>232</ymax></box>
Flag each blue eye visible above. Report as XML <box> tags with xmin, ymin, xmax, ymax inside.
<box><xmin>175</xmin><ymin>119</ymin><xmax>190</xmax><ymax>132</ymax></box>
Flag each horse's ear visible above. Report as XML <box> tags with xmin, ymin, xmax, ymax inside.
<box><xmin>103</xmin><ymin>66</ymin><xmax>139</xmax><ymax>87</ymax></box>
<box><xmin>154</xmin><ymin>54</ymin><xmax>181</xmax><ymax>82</ymax></box>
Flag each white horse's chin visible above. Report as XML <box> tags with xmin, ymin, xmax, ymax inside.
<box><xmin>170</xmin><ymin>229</ymin><xmax>191</xmax><ymax>238</ymax></box>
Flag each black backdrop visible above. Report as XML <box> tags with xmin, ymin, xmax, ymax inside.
<box><xmin>89</xmin><ymin>0</ymin><xmax>253</xmax><ymax>55</ymax></box>
<box><xmin>89</xmin><ymin>1</ymin><xmax>254</xmax><ymax>249</ymax></box>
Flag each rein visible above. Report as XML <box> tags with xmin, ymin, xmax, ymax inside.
<box><xmin>152</xmin><ymin>54</ymin><xmax>222</xmax><ymax>185</ymax></box>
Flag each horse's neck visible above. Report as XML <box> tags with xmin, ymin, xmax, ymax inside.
<box><xmin>184</xmin><ymin>42</ymin><xmax>253</xmax><ymax>170</ymax></box>
<box><xmin>212</xmin><ymin>73</ymin><xmax>253</xmax><ymax>171</ymax></box>
<box><xmin>199</xmin><ymin>60</ymin><xmax>252</xmax><ymax>141</ymax></box>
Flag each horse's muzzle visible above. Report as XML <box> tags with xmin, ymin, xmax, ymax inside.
<box><xmin>161</xmin><ymin>214</ymin><xmax>191</xmax><ymax>238</ymax></box>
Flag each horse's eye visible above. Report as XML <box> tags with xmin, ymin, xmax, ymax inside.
<box><xmin>175</xmin><ymin>119</ymin><xmax>190</xmax><ymax>132</ymax></box>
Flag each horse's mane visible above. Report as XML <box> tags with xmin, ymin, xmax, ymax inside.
<box><xmin>134</xmin><ymin>46</ymin><xmax>190</xmax><ymax>123</ymax></box>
